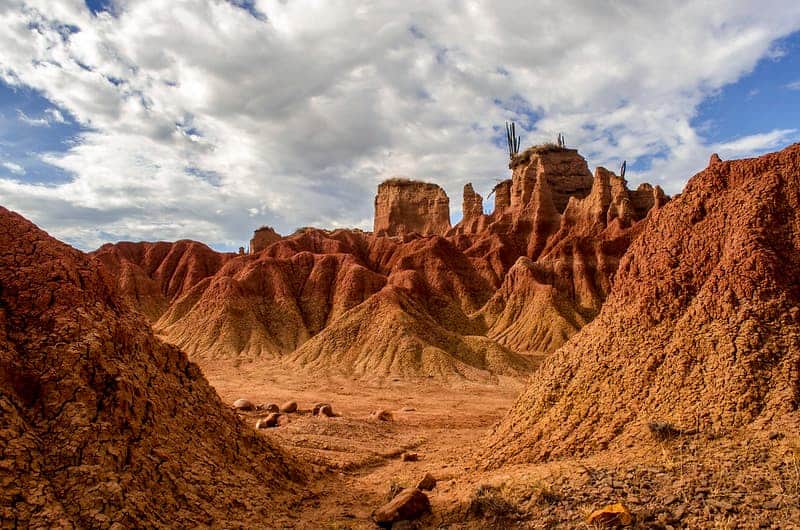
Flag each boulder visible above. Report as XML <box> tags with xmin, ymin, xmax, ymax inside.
<box><xmin>372</xmin><ymin>488</ymin><xmax>430</xmax><ymax>527</ymax></box>
<box><xmin>232</xmin><ymin>398</ymin><xmax>255</xmax><ymax>411</ymax></box>
<box><xmin>417</xmin><ymin>473</ymin><xmax>436</xmax><ymax>491</ymax></box>
<box><xmin>256</xmin><ymin>413</ymin><xmax>280</xmax><ymax>429</ymax></box>
<box><xmin>280</xmin><ymin>401</ymin><xmax>298</xmax><ymax>413</ymax></box>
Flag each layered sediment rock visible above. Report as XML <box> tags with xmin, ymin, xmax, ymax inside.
<box><xmin>250</xmin><ymin>225</ymin><xmax>282</xmax><ymax>254</ymax></box>
<box><xmin>485</xmin><ymin>143</ymin><xmax>800</xmax><ymax>466</ymax></box>
<box><xmin>374</xmin><ymin>178</ymin><xmax>451</xmax><ymax>237</ymax></box>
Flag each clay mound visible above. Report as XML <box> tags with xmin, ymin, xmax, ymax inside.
<box><xmin>485</xmin><ymin>145</ymin><xmax>800</xmax><ymax>466</ymax></box>
<box><xmin>158</xmin><ymin>248</ymin><xmax>386</xmax><ymax>361</ymax></box>
<box><xmin>0</xmin><ymin>207</ymin><xmax>304</xmax><ymax>527</ymax></box>
<box><xmin>94</xmin><ymin>239</ymin><xmax>232</xmax><ymax>320</ymax></box>
<box><xmin>288</xmin><ymin>286</ymin><xmax>533</xmax><ymax>381</ymax></box>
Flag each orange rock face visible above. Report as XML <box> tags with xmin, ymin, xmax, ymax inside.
<box><xmin>374</xmin><ymin>178</ymin><xmax>451</xmax><ymax>236</ymax></box>
<box><xmin>0</xmin><ymin>207</ymin><xmax>303</xmax><ymax>527</ymax></box>
<box><xmin>250</xmin><ymin>225</ymin><xmax>282</xmax><ymax>254</ymax></box>
<box><xmin>485</xmin><ymin>143</ymin><xmax>800</xmax><ymax>466</ymax></box>
<box><xmin>95</xmin><ymin>147</ymin><xmax>665</xmax><ymax>379</ymax></box>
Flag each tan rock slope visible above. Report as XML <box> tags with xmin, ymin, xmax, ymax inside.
<box><xmin>95</xmin><ymin>147</ymin><xmax>666</xmax><ymax>380</ymax></box>
<box><xmin>0</xmin><ymin>207</ymin><xmax>304</xmax><ymax>527</ymax></box>
<box><xmin>485</xmin><ymin>144</ymin><xmax>800</xmax><ymax>466</ymax></box>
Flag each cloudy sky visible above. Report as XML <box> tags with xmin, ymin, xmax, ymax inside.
<box><xmin>1</xmin><ymin>0</ymin><xmax>800</xmax><ymax>251</ymax></box>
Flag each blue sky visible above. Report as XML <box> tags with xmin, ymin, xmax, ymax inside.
<box><xmin>1</xmin><ymin>1</ymin><xmax>800</xmax><ymax>251</ymax></box>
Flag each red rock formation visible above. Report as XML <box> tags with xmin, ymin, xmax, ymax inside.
<box><xmin>462</xmin><ymin>183</ymin><xmax>484</xmax><ymax>222</ymax></box>
<box><xmin>374</xmin><ymin>178</ymin><xmax>451</xmax><ymax>236</ymax></box>
<box><xmin>0</xmin><ymin>207</ymin><xmax>303</xmax><ymax>527</ymax></box>
<box><xmin>96</xmin><ymin>146</ymin><xmax>666</xmax><ymax>378</ymax></box>
<box><xmin>250</xmin><ymin>225</ymin><xmax>282</xmax><ymax>254</ymax></box>
<box><xmin>485</xmin><ymin>143</ymin><xmax>800</xmax><ymax>466</ymax></box>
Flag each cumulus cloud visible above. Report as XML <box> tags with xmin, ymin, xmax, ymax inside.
<box><xmin>2</xmin><ymin>161</ymin><xmax>26</xmax><ymax>175</ymax></box>
<box><xmin>0</xmin><ymin>0</ymin><xmax>799</xmax><ymax>250</ymax></box>
<box><xmin>787</xmin><ymin>79</ymin><xmax>800</xmax><ymax>90</ymax></box>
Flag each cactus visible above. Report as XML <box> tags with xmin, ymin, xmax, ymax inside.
<box><xmin>620</xmin><ymin>160</ymin><xmax>627</xmax><ymax>179</ymax></box>
<box><xmin>557</xmin><ymin>132</ymin><xmax>566</xmax><ymax>148</ymax></box>
<box><xmin>506</xmin><ymin>122</ymin><xmax>521</xmax><ymax>160</ymax></box>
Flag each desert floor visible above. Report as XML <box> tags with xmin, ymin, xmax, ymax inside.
<box><xmin>204</xmin><ymin>363</ymin><xmax>800</xmax><ymax>529</ymax></box>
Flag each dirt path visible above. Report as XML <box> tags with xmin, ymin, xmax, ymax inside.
<box><xmin>204</xmin><ymin>363</ymin><xmax>524</xmax><ymax>528</ymax></box>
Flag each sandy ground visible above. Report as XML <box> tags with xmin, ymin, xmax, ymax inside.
<box><xmin>203</xmin><ymin>363</ymin><xmax>800</xmax><ymax>529</ymax></box>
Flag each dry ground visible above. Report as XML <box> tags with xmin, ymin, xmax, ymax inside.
<box><xmin>203</xmin><ymin>363</ymin><xmax>800</xmax><ymax>529</ymax></box>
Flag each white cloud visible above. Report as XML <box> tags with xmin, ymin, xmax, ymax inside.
<box><xmin>0</xmin><ymin>0</ymin><xmax>799</xmax><ymax>250</ymax></box>
<box><xmin>17</xmin><ymin>107</ymin><xmax>68</xmax><ymax>126</ymax></box>
<box><xmin>787</xmin><ymin>80</ymin><xmax>800</xmax><ymax>90</ymax></box>
<box><xmin>2</xmin><ymin>161</ymin><xmax>25</xmax><ymax>175</ymax></box>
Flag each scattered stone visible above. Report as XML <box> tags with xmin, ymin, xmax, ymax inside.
<box><xmin>232</xmin><ymin>398</ymin><xmax>254</xmax><ymax>411</ymax></box>
<box><xmin>312</xmin><ymin>402</ymin><xmax>328</xmax><ymax>415</ymax></box>
<box><xmin>400</xmin><ymin>407</ymin><xmax>416</xmax><ymax>412</ymax></box>
<box><xmin>318</xmin><ymin>404</ymin><xmax>335</xmax><ymax>417</ymax></box>
<box><xmin>402</xmin><ymin>452</ymin><xmax>419</xmax><ymax>462</ymax></box>
<box><xmin>280</xmin><ymin>401</ymin><xmax>298</xmax><ymax>413</ymax></box>
<box><xmin>586</xmin><ymin>502</ymin><xmax>633</xmax><ymax>527</ymax></box>
<box><xmin>417</xmin><ymin>473</ymin><xmax>436</xmax><ymax>491</ymax></box>
<box><xmin>768</xmin><ymin>431</ymin><xmax>783</xmax><ymax>441</ymax></box>
<box><xmin>256</xmin><ymin>413</ymin><xmax>280</xmax><ymax>429</ymax></box>
<box><xmin>372</xmin><ymin>410</ymin><xmax>393</xmax><ymax>421</ymax></box>
<box><xmin>647</xmin><ymin>421</ymin><xmax>682</xmax><ymax>441</ymax></box>
<box><xmin>372</xmin><ymin>488</ymin><xmax>430</xmax><ymax>527</ymax></box>
<box><xmin>265</xmin><ymin>403</ymin><xmax>280</xmax><ymax>413</ymax></box>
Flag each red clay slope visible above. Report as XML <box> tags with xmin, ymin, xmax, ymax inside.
<box><xmin>485</xmin><ymin>144</ymin><xmax>800</xmax><ymax>466</ymax></box>
<box><xmin>0</xmin><ymin>207</ymin><xmax>304</xmax><ymax>528</ymax></box>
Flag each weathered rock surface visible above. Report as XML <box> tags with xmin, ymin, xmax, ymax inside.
<box><xmin>485</xmin><ymin>143</ymin><xmax>800</xmax><ymax>466</ymax></box>
<box><xmin>374</xmin><ymin>178</ymin><xmax>451</xmax><ymax>237</ymax></box>
<box><xmin>0</xmin><ymin>207</ymin><xmax>304</xmax><ymax>528</ymax></box>
<box><xmin>372</xmin><ymin>488</ymin><xmax>431</xmax><ymax>527</ymax></box>
<box><xmin>250</xmin><ymin>225</ymin><xmax>282</xmax><ymax>254</ymax></box>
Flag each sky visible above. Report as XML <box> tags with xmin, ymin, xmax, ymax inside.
<box><xmin>1</xmin><ymin>1</ymin><xmax>800</xmax><ymax>251</ymax></box>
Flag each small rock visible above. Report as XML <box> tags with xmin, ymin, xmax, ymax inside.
<box><xmin>586</xmin><ymin>502</ymin><xmax>633</xmax><ymax>527</ymax></box>
<box><xmin>400</xmin><ymin>407</ymin><xmax>416</xmax><ymax>412</ymax></box>
<box><xmin>280</xmin><ymin>401</ymin><xmax>298</xmax><ymax>413</ymax></box>
<box><xmin>319</xmin><ymin>404</ymin><xmax>335</xmax><ymax>417</ymax></box>
<box><xmin>768</xmin><ymin>431</ymin><xmax>783</xmax><ymax>441</ymax></box>
<box><xmin>672</xmin><ymin>503</ymin><xmax>687</xmax><ymax>520</ymax></box>
<box><xmin>256</xmin><ymin>413</ymin><xmax>280</xmax><ymax>429</ymax></box>
<box><xmin>312</xmin><ymin>402</ymin><xmax>328</xmax><ymax>415</ymax></box>
<box><xmin>372</xmin><ymin>410</ymin><xmax>393</xmax><ymax>421</ymax></box>
<box><xmin>764</xmin><ymin>499</ymin><xmax>781</xmax><ymax>510</ymax></box>
<box><xmin>391</xmin><ymin>521</ymin><xmax>413</xmax><ymax>530</ymax></box>
<box><xmin>263</xmin><ymin>403</ymin><xmax>279</xmax><ymax>413</ymax></box>
<box><xmin>402</xmin><ymin>453</ymin><xmax>419</xmax><ymax>462</ymax></box>
<box><xmin>417</xmin><ymin>473</ymin><xmax>436</xmax><ymax>491</ymax></box>
<box><xmin>232</xmin><ymin>398</ymin><xmax>254</xmax><ymax>411</ymax></box>
<box><xmin>372</xmin><ymin>488</ymin><xmax>430</xmax><ymax>527</ymax></box>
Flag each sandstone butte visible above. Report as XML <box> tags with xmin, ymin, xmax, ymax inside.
<box><xmin>0</xmin><ymin>206</ymin><xmax>305</xmax><ymax>528</ymax></box>
<box><xmin>93</xmin><ymin>145</ymin><xmax>668</xmax><ymax>380</ymax></box>
<box><xmin>485</xmin><ymin>143</ymin><xmax>800</xmax><ymax>466</ymax></box>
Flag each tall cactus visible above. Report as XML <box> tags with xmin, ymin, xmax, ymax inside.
<box><xmin>506</xmin><ymin>121</ymin><xmax>521</xmax><ymax>160</ymax></box>
<box><xmin>620</xmin><ymin>160</ymin><xmax>627</xmax><ymax>179</ymax></box>
<box><xmin>557</xmin><ymin>132</ymin><xmax>566</xmax><ymax>148</ymax></box>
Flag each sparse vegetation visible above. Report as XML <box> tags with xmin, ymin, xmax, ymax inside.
<box><xmin>505</xmin><ymin>121</ymin><xmax>521</xmax><ymax>160</ymax></box>
<box><xmin>468</xmin><ymin>483</ymin><xmax>521</xmax><ymax>520</ymax></box>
